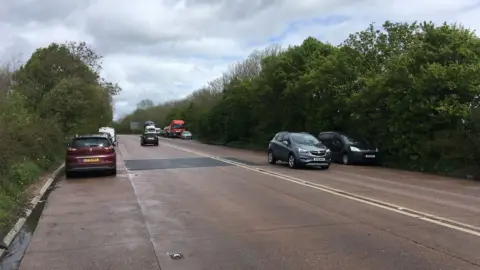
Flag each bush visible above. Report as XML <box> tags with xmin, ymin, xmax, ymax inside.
<box><xmin>0</xmin><ymin>41</ymin><xmax>120</xmax><ymax>237</ymax></box>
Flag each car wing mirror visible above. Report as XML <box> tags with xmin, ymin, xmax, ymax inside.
<box><xmin>282</xmin><ymin>140</ymin><xmax>289</xmax><ymax>146</ymax></box>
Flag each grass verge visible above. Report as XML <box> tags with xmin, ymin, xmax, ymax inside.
<box><xmin>0</xmin><ymin>158</ymin><xmax>62</xmax><ymax>240</ymax></box>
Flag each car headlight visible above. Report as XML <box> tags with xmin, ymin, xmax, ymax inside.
<box><xmin>326</xmin><ymin>149</ymin><xmax>331</xmax><ymax>153</ymax></box>
<box><xmin>350</xmin><ymin>146</ymin><xmax>361</xmax><ymax>152</ymax></box>
<box><xmin>298</xmin><ymin>148</ymin><xmax>309</xmax><ymax>153</ymax></box>
<box><xmin>375</xmin><ymin>148</ymin><xmax>379</xmax><ymax>152</ymax></box>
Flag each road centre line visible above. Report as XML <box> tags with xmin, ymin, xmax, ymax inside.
<box><xmin>158</xmin><ymin>139</ymin><xmax>480</xmax><ymax>237</ymax></box>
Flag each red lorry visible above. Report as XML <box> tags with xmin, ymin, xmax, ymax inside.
<box><xmin>167</xmin><ymin>120</ymin><xmax>185</xmax><ymax>138</ymax></box>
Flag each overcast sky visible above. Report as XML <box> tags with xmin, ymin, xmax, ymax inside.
<box><xmin>1</xmin><ymin>0</ymin><xmax>479</xmax><ymax>120</ymax></box>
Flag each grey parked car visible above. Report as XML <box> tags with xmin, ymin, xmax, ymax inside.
<box><xmin>268</xmin><ymin>132</ymin><xmax>332</xmax><ymax>169</ymax></box>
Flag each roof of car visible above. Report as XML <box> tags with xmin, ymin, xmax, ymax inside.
<box><xmin>319</xmin><ymin>131</ymin><xmax>347</xmax><ymax>136</ymax></box>
<box><xmin>276</xmin><ymin>131</ymin><xmax>311</xmax><ymax>135</ymax></box>
<box><xmin>75</xmin><ymin>134</ymin><xmax>109</xmax><ymax>138</ymax></box>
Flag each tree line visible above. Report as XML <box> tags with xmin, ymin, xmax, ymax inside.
<box><xmin>114</xmin><ymin>20</ymin><xmax>480</xmax><ymax>176</ymax></box>
<box><xmin>0</xmin><ymin>42</ymin><xmax>120</xmax><ymax>235</ymax></box>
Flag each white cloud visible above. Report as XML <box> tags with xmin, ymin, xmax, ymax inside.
<box><xmin>0</xmin><ymin>0</ymin><xmax>479</xmax><ymax>120</ymax></box>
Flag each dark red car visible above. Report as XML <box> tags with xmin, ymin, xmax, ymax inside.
<box><xmin>65</xmin><ymin>134</ymin><xmax>117</xmax><ymax>178</ymax></box>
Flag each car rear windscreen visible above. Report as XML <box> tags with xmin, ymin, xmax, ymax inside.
<box><xmin>172</xmin><ymin>124</ymin><xmax>184</xmax><ymax>129</ymax></box>
<box><xmin>72</xmin><ymin>137</ymin><xmax>111</xmax><ymax>148</ymax></box>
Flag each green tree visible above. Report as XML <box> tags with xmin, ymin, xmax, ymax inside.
<box><xmin>137</xmin><ymin>99</ymin><xmax>155</xmax><ymax>110</ymax></box>
<box><xmin>0</xmin><ymin>41</ymin><xmax>120</xmax><ymax>237</ymax></box>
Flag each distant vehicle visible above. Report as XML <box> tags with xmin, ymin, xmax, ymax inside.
<box><xmin>155</xmin><ymin>127</ymin><xmax>161</xmax><ymax>135</ymax></box>
<box><xmin>268</xmin><ymin>131</ymin><xmax>331</xmax><ymax>169</ymax></box>
<box><xmin>140</xmin><ymin>130</ymin><xmax>159</xmax><ymax>146</ymax></box>
<box><xmin>180</xmin><ymin>131</ymin><xmax>192</xmax><ymax>140</ymax></box>
<box><xmin>98</xmin><ymin>132</ymin><xmax>116</xmax><ymax>145</ymax></box>
<box><xmin>167</xmin><ymin>120</ymin><xmax>185</xmax><ymax>138</ymax></box>
<box><xmin>145</xmin><ymin>125</ymin><xmax>156</xmax><ymax>133</ymax></box>
<box><xmin>65</xmin><ymin>134</ymin><xmax>117</xmax><ymax>178</ymax></box>
<box><xmin>144</xmin><ymin>121</ymin><xmax>155</xmax><ymax>128</ymax></box>
<box><xmin>317</xmin><ymin>131</ymin><xmax>379</xmax><ymax>165</ymax></box>
<box><xmin>98</xmin><ymin>127</ymin><xmax>116</xmax><ymax>144</ymax></box>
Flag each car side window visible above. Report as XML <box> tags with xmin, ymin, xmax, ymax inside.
<box><xmin>331</xmin><ymin>135</ymin><xmax>344</xmax><ymax>149</ymax></box>
<box><xmin>281</xmin><ymin>133</ymin><xmax>290</xmax><ymax>142</ymax></box>
<box><xmin>274</xmin><ymin>133</ymin><xmax>285</xmax><ymax>141</ymax></box>
<box><xmin>318</xmin><ymin>133</ymin><xmax>329</xmax><ymax>142</ymax></box>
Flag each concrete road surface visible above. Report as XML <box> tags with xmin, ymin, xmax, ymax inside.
<box><xmin>17</xmin><ymin>135</ymin><xmax>480</xmax><ymax>270</ymax></box>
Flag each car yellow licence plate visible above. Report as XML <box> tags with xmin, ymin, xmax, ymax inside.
<box><xmin>83</xmin><ymin>158</ymin><xmax>100</xmax><ymax>162</ymax></box>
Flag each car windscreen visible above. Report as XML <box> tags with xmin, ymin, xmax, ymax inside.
<box><xmin>291</xmin><ymin>133</ymin><xmax>323</xmax><ymax>146</ymax></box>
<box><xmin>172</xmin><ymin>124</ymin><xmax>184</xmax><ymax>129</ymax></box>
<box><xmin>341</xmin><ymin>135</ymin><xmax>373</xmax><ymax>148</ymax></box>
<box><xmin>146</xmin><ymin>128</ymin><xmax>156</xmax><ymax>132</ymax></box>
<box><xmin>72</xmin><ymin>137</ymin><xmax>110</xmax><ymax>148</ymax></box>
<box><xmin>99</xmin><ymin>132</ymin><xmax>111</xmax><ymax>138</ymax></box>
<box><xmin>183</xmin><ymin>131</ymin><xmax>191</xmax><ymax>134</ymax></box>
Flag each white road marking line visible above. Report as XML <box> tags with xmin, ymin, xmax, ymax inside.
<box><xmin>158</xmin><ymin>140</ymin><xmax>480</xmax><ymax>237</ymax></box>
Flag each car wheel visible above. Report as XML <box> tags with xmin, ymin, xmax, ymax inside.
<box><xmin>342</xmin><ymin>154</ymin><xmax>350</xmax><ymax>165</ymax></box>
<box><xmin>288</xmin><ymin>154</ymin><xmax>297</xmax><ymax>169</ymax></box>
<box><xmin>268</xmin><ymin>150</ymin><xmax>277</xmax><ymax>164</ymax></box>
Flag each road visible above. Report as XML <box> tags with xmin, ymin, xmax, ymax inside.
<box><xmin>16</xmin><ymin>135</ymin><xmax>480</xmax><ymax>270</ymax></box>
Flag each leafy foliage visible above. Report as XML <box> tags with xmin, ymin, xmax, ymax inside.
<box><xmin>115</xmin><ymin>21</ymin><xmax>480</xmax><ymax>176</ymax></box>
<box><xmin>0</xmin><ymin>42</ymin><xmax>120</xmax><ymax>235</ymax></box>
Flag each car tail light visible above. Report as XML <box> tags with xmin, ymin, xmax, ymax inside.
<box><xmin>67</xmin><ymin>147</ymin><xmax>77</xmax><ymax>152</ymax></box>
<box><xmin>104</xmin><ymin>146</ymin><xmax>115</xmax><ymax>153</ymax></box>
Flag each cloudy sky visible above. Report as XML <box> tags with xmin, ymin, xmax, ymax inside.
<box><xmin>1</xmin><ymin>0</ymin><xmax>479</xmax><ymax>119</ymax></box>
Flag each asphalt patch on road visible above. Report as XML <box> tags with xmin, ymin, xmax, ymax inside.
<box><xmin>124</xmin><ymin>157</ymin><xmax>233</xmax><ymax>171</ymax></box>
<box><xmin>221</xmin><ymin>157</ymin><xmax>260</xmax><ymax>166</ymax></box>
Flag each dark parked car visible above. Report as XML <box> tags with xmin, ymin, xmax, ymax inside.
<box><xmin>140</xmin><ymin>132</ymin><xmax>159</xmax><ymax>146</ymax></box>
<box><xmin>65</xmin><ymin>134</ymin><xmax>117</xmax><ymax>178</ymax></box>
<box><xmin>268</xmin><ymin>132</ymin><xmax>332</xmax><ymax>169</ymax></box>
<box><xmin>318</xmin><ymin>131</ymin><xmax>379</xmax><ymax>165</ymax></box>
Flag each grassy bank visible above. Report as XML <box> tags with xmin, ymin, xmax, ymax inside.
<box><xmin>0</xmin><ymin>158</ymin><xmax>63</xmax><ymax>238</ymax></box>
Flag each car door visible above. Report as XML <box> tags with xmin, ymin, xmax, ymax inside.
<box><xmin>269</xmin><ymin>132</ymin><xmax>284</xmax><ymax>156</ymax></box>
<box><xmin>330</xmin><ymin>134</ymin><xmax>345</xmax><ymax>162</ymax></box>
<box><xmin>277</xmin><ymin>133</ymin><xmax>292</xmax><ymax>161</ymax></box>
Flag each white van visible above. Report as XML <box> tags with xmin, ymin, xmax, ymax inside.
<box><xmin>99</xmin><ymin>127</ymin><xmax>116</xmax><ymax>144</ymax></box>
<box><xmin>145</xmin><ymin>125</ymin><xmax>156</xmax><ymax>133</ymax></box>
